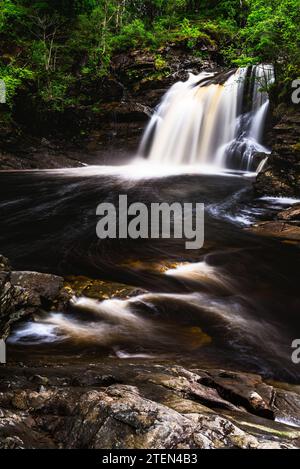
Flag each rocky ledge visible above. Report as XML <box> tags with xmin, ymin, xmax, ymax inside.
<box><xmin>254</xmin><ymin>107</ymin><xmax>300</xmax><ymax>198</ymax></box>
<box><xmin>0</xmin><ymin>255</ymin><xmax>76</xmax><ymax>340</ymax></box>
<box><xmin>1</xmin><ymin>361</ymin><xmax>300</xmax><ymax>449</ymax></box>
<box><xmin>247</xmin><ymin>203</ymin><xmax>300</xmax><ymax>243</ymax></box>
<box><xmin>1</xmin><ymin>254</ymin><xmax>300</xmax><ymax>449</ymax></box>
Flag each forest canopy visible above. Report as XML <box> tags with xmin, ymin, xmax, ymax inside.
<box><xmin>0</xmin><ymin>0</ymin><xmax>299</xmax><ymax>112</ymax></box>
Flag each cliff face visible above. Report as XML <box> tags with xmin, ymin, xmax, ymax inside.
<box><xmin>254</xmin><ymin>106</ymin><xmax>300</xmax><ymax>198</ymax></box>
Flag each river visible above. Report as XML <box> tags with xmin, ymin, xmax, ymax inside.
<box><xmin>0</xmin><ymin>164</ymin><xmax>299</xmax><ymax>381</ymax></box>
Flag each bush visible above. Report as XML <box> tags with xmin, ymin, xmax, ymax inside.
<box><xmin>0</xmin><ymin>66</ymin><xmax>34</xmax><ymax>107</ymax></box>
<box><xmin>112</xmin><ymin>19</ymin><xmax>154</xmax><ymax>50</ymax></box>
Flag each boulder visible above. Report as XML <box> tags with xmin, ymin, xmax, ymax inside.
<box><xmin>10</xmin><ymin>271</ymin><xmax>63</xmax><ymax>306</ymax></box>
<box><xmin>277</xmin><ymin>203</ymin><xmax>300</xmax><ymax>223</ymax></box>
<box><xmin>0</xmin><ymin>257</ymin><xmax>68</xmax><ymax>339</ymax></box>
<box><xmin>246</xmin><ymin>221</ymin><xmax>300</xmax><ymax>242</ymax></box>
<box><xmin>0</xmin><ymin>255</ymin><xmax>11</xmax><ymax>271</ymax></box>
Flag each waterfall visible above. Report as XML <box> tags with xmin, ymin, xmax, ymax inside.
<box><xmin>139</xmin><ymin>65</ymin><xmax>274</xmax><ymax>172</ymax></box>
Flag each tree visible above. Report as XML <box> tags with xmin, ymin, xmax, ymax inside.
<box><xmin>27</xmin><ymin>11</ymin><xmax>64</xmax><ymax>71</ymax></box>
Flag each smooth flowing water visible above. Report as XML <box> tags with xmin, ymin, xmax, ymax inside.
<box><xmin>1</xmin><ymin>66</ymin><xmax>299</xmax><ymax>382</ymax></box>
<box><xmin>139</xmin><ymin>65</ymin><xmax>274</xmax><ymax>171</ymax></box>
<box><xmin>1</xmin><ymin>168</ymin><xmax>300</xmax><ymax>381</ymax></box>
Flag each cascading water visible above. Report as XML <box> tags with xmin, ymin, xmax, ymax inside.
<box><xmin>139</xmin><ymin>65</ymin><xmax>274</xmax><ymax>172</ymax></box>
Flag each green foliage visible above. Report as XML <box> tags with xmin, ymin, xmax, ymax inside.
<box><xmin>112</xmin><ymin>19</ymin><xmax>153</xmax><ymax>49</ymax></box>
<box><xmin>0</xmin><ymin>0</ymin><xmax>25</xmax><ymax>36</ymax></box>
<box><xmin>0</xmin><ymin>65</ymin><xmax>34</xmax><ymax>106</ymax></box>
<box><xmin>0</xmin><ymin>0</ymin><xmax>299</xmax><ymax>112</ymax></box>
<box><xmin>19</xmin><ymin>0</ymin><xmax>96</xmax><ymax>16</ymax></box>
<box><xmin>154</xmin><ymin>54</ymin><xmax>167</xmax><ymax>70</ymax></box>
<box><xmin>177</xmin><ymin>18</ymin><xmax>213</xmax><ymax>48</ymax></box>
<box><xmin>231</xmin><ymin>0</ymin><xmax>300</xmax><ymax>86</ymax></box>
<box><xmin>38</xmin><ymin>74</ymin><xmax>74</xmax><ymax>111</ymax></box>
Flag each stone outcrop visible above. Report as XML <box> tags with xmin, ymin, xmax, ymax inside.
<box><xmin>247</xmin><ymin>221</ymin><xmax>300</xmax><ymax>242</ymax></box>
<box><xmin>0</xmin><ymin>363</ymin><xmax>300</xmax><ymax>449</ymax></box>
<box><xmin>246</xmin><ymin>203</ymin><xmax>300</xmax><ymax>243</ymax></box>
<box><xmin>0</xmin><ymin>256</ymin><xmax>68</xmax><ymax>339</ymax></box>
<box><xmin>1</xmin><ymin>253</ymin><xmax>300</xmax><ymax>449</ymax></box>
<box><xmin>277</xmin><ymin>203</ymin><xmax>300</xmax><ymax>222</ymax></box>
<box><xmin>255</xmin><ymin>108</ymin><xmax>300</xmax><ymax>198</ymax></box>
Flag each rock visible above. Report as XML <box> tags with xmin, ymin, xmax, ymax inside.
<box><xmin>246</xmin><ymin>221</ymin><xmax>300</xmax><ymax>242</ymax></box>
<box><xmin>192</xmin><ymin>414</ymin><xmax>259</xmax><ymax>449</ymax></box>
<box><xmin>0</xmin><ymin>436</ymin><xmax>25</xmax><ymax>449</ymax></box>
<box><xmin>0</xmin><ymin>277</ymin><xmax>32</xmax><ymax>339</ymax></box>
<box><xmin>10</xmin><ymin>272</ymin><xmax>63</xmax><ymax>305</ymax></box>
<box><xmin>197</xmin><ymin>369</ymin><xmax>274</xmax><ymax>419</ymax></box>
<box><xmin>147</xmin><ymin>372</ymin><xmax>242</xmax><ymax>412</ymax></box>
<box><xmin>254</xmin><ymin>108</ymin><xmax>300</xmax><ymax>198</ymax></box>
<box><xmin>1</xmin><ymin>363</ymin><xmax>300</xmax><ymax>449</ymax></box>
<box><xmin>11</xmin><ymin>391</ymin><xmax>29</xmax><ymax>411</ymax></box>
<box><xmin>0</xmin><ymin>255</ymin><xmax>10</xmax><ymax>271</ymax></box>
<box><xmin>63</xmin><ymin>275</ymin><xmax>136</xmax><ymax>302</ymax></box>
<box><xmin>273</xmin><ymin>389</ymin><xmax>300</xmax><ymax>427</ymax></box>
<box><xmin>277</xmin><ymin>203</ymin><xmax>300</xmax><ymax>222</ymax></box>
<box><xmin>29</xmin><ymin>375</ymin><xmax>49</xmax><ymax>386</ymax></box>
<box><xmin>0</xmin><ymin>256</ymin><xmax>70</xmax><ymax>339</ymax></box>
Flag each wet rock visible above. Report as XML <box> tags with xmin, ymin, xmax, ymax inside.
<box><xmin>277</xmin><ymin>203</ymin><xmax>300</xmax><ymax>223</ymax></box>
<box><xmin>255</xmin><ymin>108</ymin><xmax>300</xmax><ymax>198</ymax></box>
<box><xmin>0</xmin><ymin>363</ymin><xmax>300</xmax><ymax>449</ymax></box>
<box><xmin>70</xmin><ymin>372</ymin><xmax>117</xmax><ymax>388</ymax></box>
<box><xmin>29</xmin><ymin>375</ymin><xmax>49</xmax><ymax>386</ymax></box>
<box><xmin>147</xmin><ymin>372</ymin><xmax>242</xmax><ymax>412</ymax></box>
<box><xmin>246</xmin><ymin>221</ymin><xmax>300</xmax><ymax>242</ymax></box>
<box><xmin>0</xmin><ymin>278</ymin><xmax>32</xmax><ymax>339</ymax></box>
<box><xmin>95</xmin><ymin>101</ymin><xmax>151</xmax><ymax>125</ymax></box>
<box><xmin>0</xmin><ymin>256</ymin><xmax>10</xmax><ymax>271</ymax></box>
<box><xmin>192</xmin><ymin>414</ymin><xmax>259</xmax><ymax>449</ymax></box>
<box><xmin>0</xmin><ymin>408</ymin><xmax>56</xmax><ymax>449</ymax></box>
<box><xmin>223</xmin><ymin>409</ymin><xmax>300</xmax><ymax>447</ymax></box>
<box><xmin>10</xmin><ymin>272</ymin><xmax>63</xmax><ymax>306</ymax></box>
<box><xmin>0</xmin><ymin>436</ymin><xmax>25</xmax><ymax>449</ymax></box>
<box><xmin>0</xmin><ymin>256</ymin><xmax>71</xmax><ymax>339</ymax></box>
<box><xmin>11</xmin><ymin>391</ymin><xmax>29</xmax><ymax>411</ymax></box>
<box><xmin>197</xmin><ymin>369</ymin><xmax>274</xmax><ymax>419</ymax></box>
<box><xmin>64</xmin><ymin>275</ymin><xmax>136</xmax><ymax>301</ymax></box>
<box><xmin>273</xmin><ymin>389</ymin><xmax>300</xmax><ymax>427</ymax></box>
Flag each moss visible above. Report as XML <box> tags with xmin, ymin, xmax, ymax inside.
<box><xmin>154</xmin><ymin>54</ymin><xmax>168</xmax><ymax>71</ymax></box>
<box><xmin>292</xmin><ymin>142</ymin><xmax>300</xmax><ymax>152</ymax></box>
<box><xmin>63</xmin><ymin>275</ymin><xmax>135</xmax><ymax>301</ymax></box>
<box><xmin>236</xmin><ymin>420</ymin><xmax>300</xmax><ymax>439</ymax></box>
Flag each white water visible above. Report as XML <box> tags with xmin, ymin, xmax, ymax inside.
<box><xmin>9</xmin><ymin>260</ymin><xmax>288</xmax><ymax>366</ymax></box>
<box><xmin>139</xmin><ymin>65</ymin><xmax>274</xmax><ymax>172</ymax></box>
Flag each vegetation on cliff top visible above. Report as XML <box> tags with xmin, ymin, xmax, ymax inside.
<box><xmin>0</xmin><ymin>0</ymin><xmax>299</xmax><ymax>118</ymax></box>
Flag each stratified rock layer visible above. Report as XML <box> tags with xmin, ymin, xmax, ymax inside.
<box><xmin>255</xmin><ymin>108</ymin><xmax>300</xmax><ymax>198</ymax></box>
<box><xmin>0</xmin><ymin>362</ymin><xmax>300</xmax><ymax>449</ymax></box>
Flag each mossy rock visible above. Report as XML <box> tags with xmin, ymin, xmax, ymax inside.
<box><xmin>63</xmin><ymin>275</ymin><xmax>136</xmax><ymax>301</ymax></box>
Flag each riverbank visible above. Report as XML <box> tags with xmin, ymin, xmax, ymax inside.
<box><xmin>1</xmin><ymin>169</ymin><xmax>300</xmax><ymax>448</ymax></box>
<box><xmin>2</xmin><ymin>241</ymin><xmax>300</xmax><ymax>449</ymax></box>
<box><xmin>1</xmin><ymin>360</ymin><xmax>300</xmax><ymax>449</ymax></box>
